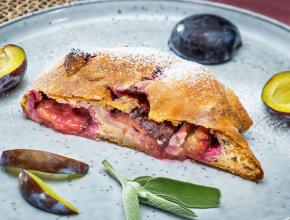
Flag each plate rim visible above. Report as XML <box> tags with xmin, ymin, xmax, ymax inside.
<box><xmin>0</xmin><ymin>0</ymin><xmax>289</xmax><ymax>32</ymax></box>
<box><xmin>0</xmin><ymin>1</ymin><xmax>289</xmax><ymax>219</ymax></box>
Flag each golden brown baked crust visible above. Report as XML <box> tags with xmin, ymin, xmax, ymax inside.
<box><xmin>225</xmin><ymin>88</ymin><xmax>253</xmax><ymax>132</ymax></box>
<box><xmin>21</xmin><ymin>47</ymin><xmax>263</xmax><ymax>181</ymax></box>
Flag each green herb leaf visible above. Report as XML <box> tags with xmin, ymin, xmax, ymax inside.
<box><xmin>144</xmin><ymin>177</ymin><xmax>221</xmax><ymax>208</ymax></box>
<box><xmin>103</xmin><ymin>161</ymin><xmax>141</xmax><ymax>220</ymax></box>
<box><xmin>139</xmin><ymin>190</ymin><xmax>197</xmax><ymax>219</ymax></box>
<box><xmin>103</xmin><ymin>161</ymin><xmax>221</xmax><ymax>220</ymax></box>
<box><xmin>152</xmin><ymin>193</ymin><xmax>188</xmax><ymax>206</ymax></box>
<box><xmin>134</xmin><ymin>176</ymin><xmax>154</xmax><ymax>186</ymax></box>
<box><xmin>123</xmin><ymin>182</ymin><xmax>141</xmax><ymax>220</ymax></box>
<box><xmin>102</xmin><ymin>160</ymin><xmax>127</xmax><ymax>185</ymax></box>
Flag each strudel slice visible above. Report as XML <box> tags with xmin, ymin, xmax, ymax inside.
<box><xmin>21</xmin><ymin>48</ymin><xmax>263</xmax><ymax>181</ymax></box>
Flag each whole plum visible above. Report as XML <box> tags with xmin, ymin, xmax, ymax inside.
<box><xmin>168</xmin><ymin>14</ymin><xmax>242</xmax><ymax>64</ymax></box>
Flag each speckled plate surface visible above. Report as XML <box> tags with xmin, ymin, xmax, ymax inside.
<box><xmin>0</xmin><ymin>1</ymin><xmax>290</xmax><ymax>220</ymax></box>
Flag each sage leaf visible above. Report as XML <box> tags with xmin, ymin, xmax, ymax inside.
<box><xmin>134</xmin><ymin>176</ymin><xmax>154</xmax><ymax>186</ymax></box>
<box><xmin>152</xmin><ymin>193</ymin><xmax>188</xmax><ymax>206</ymax></box>
<box><xmin>144</xmin><ymin>177</ymin><xmax>221</xmax><ymax>208</ymax></box>
<box><xmin>103</xmin><ymin>161</ymin><xmax>141</xmax><ymax>220</ymax></box>
<box><xmin>103</xmin><ymin>161</ymin><xmax>221</xmax><ymax>220</ymax></box>
<box><xmin>123</xmin><ymin>182</ymin><xmax>141</xmax><ymax>220</ymax></box>
<box><xmin>139</xmin><ymin>190</ymin><xmax>197</xmax><ymax>219</ymax></box>
<box><xmin>102</xmin><ymin>160</ymin><xmax>127</xmax><ymax>185</ymax></box>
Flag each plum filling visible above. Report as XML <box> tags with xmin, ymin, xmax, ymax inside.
<box><xmin>36</xmin><ymin>99</ymin><xmax>92</xmax><ymax>135</ymax></box>
<box><xmin>195</xmin><ymin>131</ymin><xmax>221</xmax><ymax>161</ymax></box>
<box><xmin>25</xmin><ymin>90</ymin><xmax>221</xmax><ymax>161</ymax></box>
<box><xmin>109</xmin><ymin>86</ymin><xmax>150</xmax><ymax>112</ymax></box>
<box><xmin>25</xmin><ymin>91</ymin><xmax>98</xmax><ymax>139</ymax></box>
<box><xmin>112</xmin><ymin>108</ymin><xmax>176</xmax><ymax>147</ymax></box>
<box><xmin>64</xmin><ymin>49</ymin><xmax>93</xmax><ymax>77</ymax></box>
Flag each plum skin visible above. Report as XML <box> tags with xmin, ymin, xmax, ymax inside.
<box><xmin>19</xmin><ymin>170</ymin><xmax>78</xmax><ymax>215</ymax></box>
<box><xmin>263</xmin><ymin>104</ymin><xmax>290</xmax><ymax>120</ymax></box>
<box><xmin>168</xmin><ymin>14</ymin><xmax>242</xmax><ymax>65</ymax></box>
<box><xmin>0</xmin><ymin>46</ymin><xmax>27</xmax><ymax>93</ymax></box>
<box><xmin>0</xmin><ymin>149</ymin><xmax>89</xmax><ymax>175</ymax></box>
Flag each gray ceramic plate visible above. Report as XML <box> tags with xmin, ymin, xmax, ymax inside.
<box><xmin>0</xmin><ymin>1</ymin><xmax>290</xmax><ymax>219</ymax></box>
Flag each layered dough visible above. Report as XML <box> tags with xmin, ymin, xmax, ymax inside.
<box><xmin>21</xmin><ymin>47</ymin><xmax>263</xmax><ymax>181</ymax></box>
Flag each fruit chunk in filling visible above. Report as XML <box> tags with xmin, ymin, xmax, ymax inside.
<box><xmin>25</xmin><ymin>91</ymin><xmax>98</xmax><ymax>139</ymax></box>
<box><xmin>36</xmin><ymin>99</ymin><xmax>92</xmax><ymax>135</ymax></box>
<box><xmin>24</xmin><ymin>91</ymin><xmax>221</xmax><ymax>160</ymax></box>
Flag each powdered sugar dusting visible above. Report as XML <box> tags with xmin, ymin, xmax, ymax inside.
<box><xmin>95</xmin><ymin>47</ymin><xmax>171</xmax><ymax>64</ymax></box>
<box><xmin>161</xmin><ymin>57</ymin><xmax>214</xmax><ymax>83</ymax></box>
<box><xmin>94</xmin><ymin>47</ymin><xmax>214</xmax><ymax>82</ymax></box>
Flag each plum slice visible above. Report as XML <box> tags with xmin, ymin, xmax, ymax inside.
<box><xmin>261</xmin><ymin>71</ymin><xmax>290</xmax><ymax>118</ymax></box>
<box><xmin>168</xmin><ymin>14</ymin><xmax>242</xmax><ymax>64</ymax></box>
<box><xmin>0</xmin><ymin>44</ymin><xmax>27</xmax><ymax>93</ymax></box>
<box><xmin>0</xmin><ymin>149</ymin><xmax>89</xmax><ymax>178</ymax></box>
<box><xmin>19</xmin><ymin>170</ymin><xmax>79</xmax><ymax>215</ymax></box>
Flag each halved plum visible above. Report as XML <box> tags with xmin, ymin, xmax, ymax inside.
<box><xmin>0</xmin><ymin>44</ymin><xmax>27</xmax><ymax>93</ymax></box>
<box><xmin>168</xmin><ymin>14</ymin><xmax>242</xmax><ymax>64</ymax></box>
<box><xmin>261</xmin><ymin>71</ymin><xmax>290</xmax><ymax>118</ymax></box>
<box><xmin>0</xmin><ymin>149</ymin><xmax>89</xmax><ymax>178</ymax></box>
<box><xmin>19</xmin><ymin>170</ymin><xmax>79</xmax><ymax>215</ymax></box>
